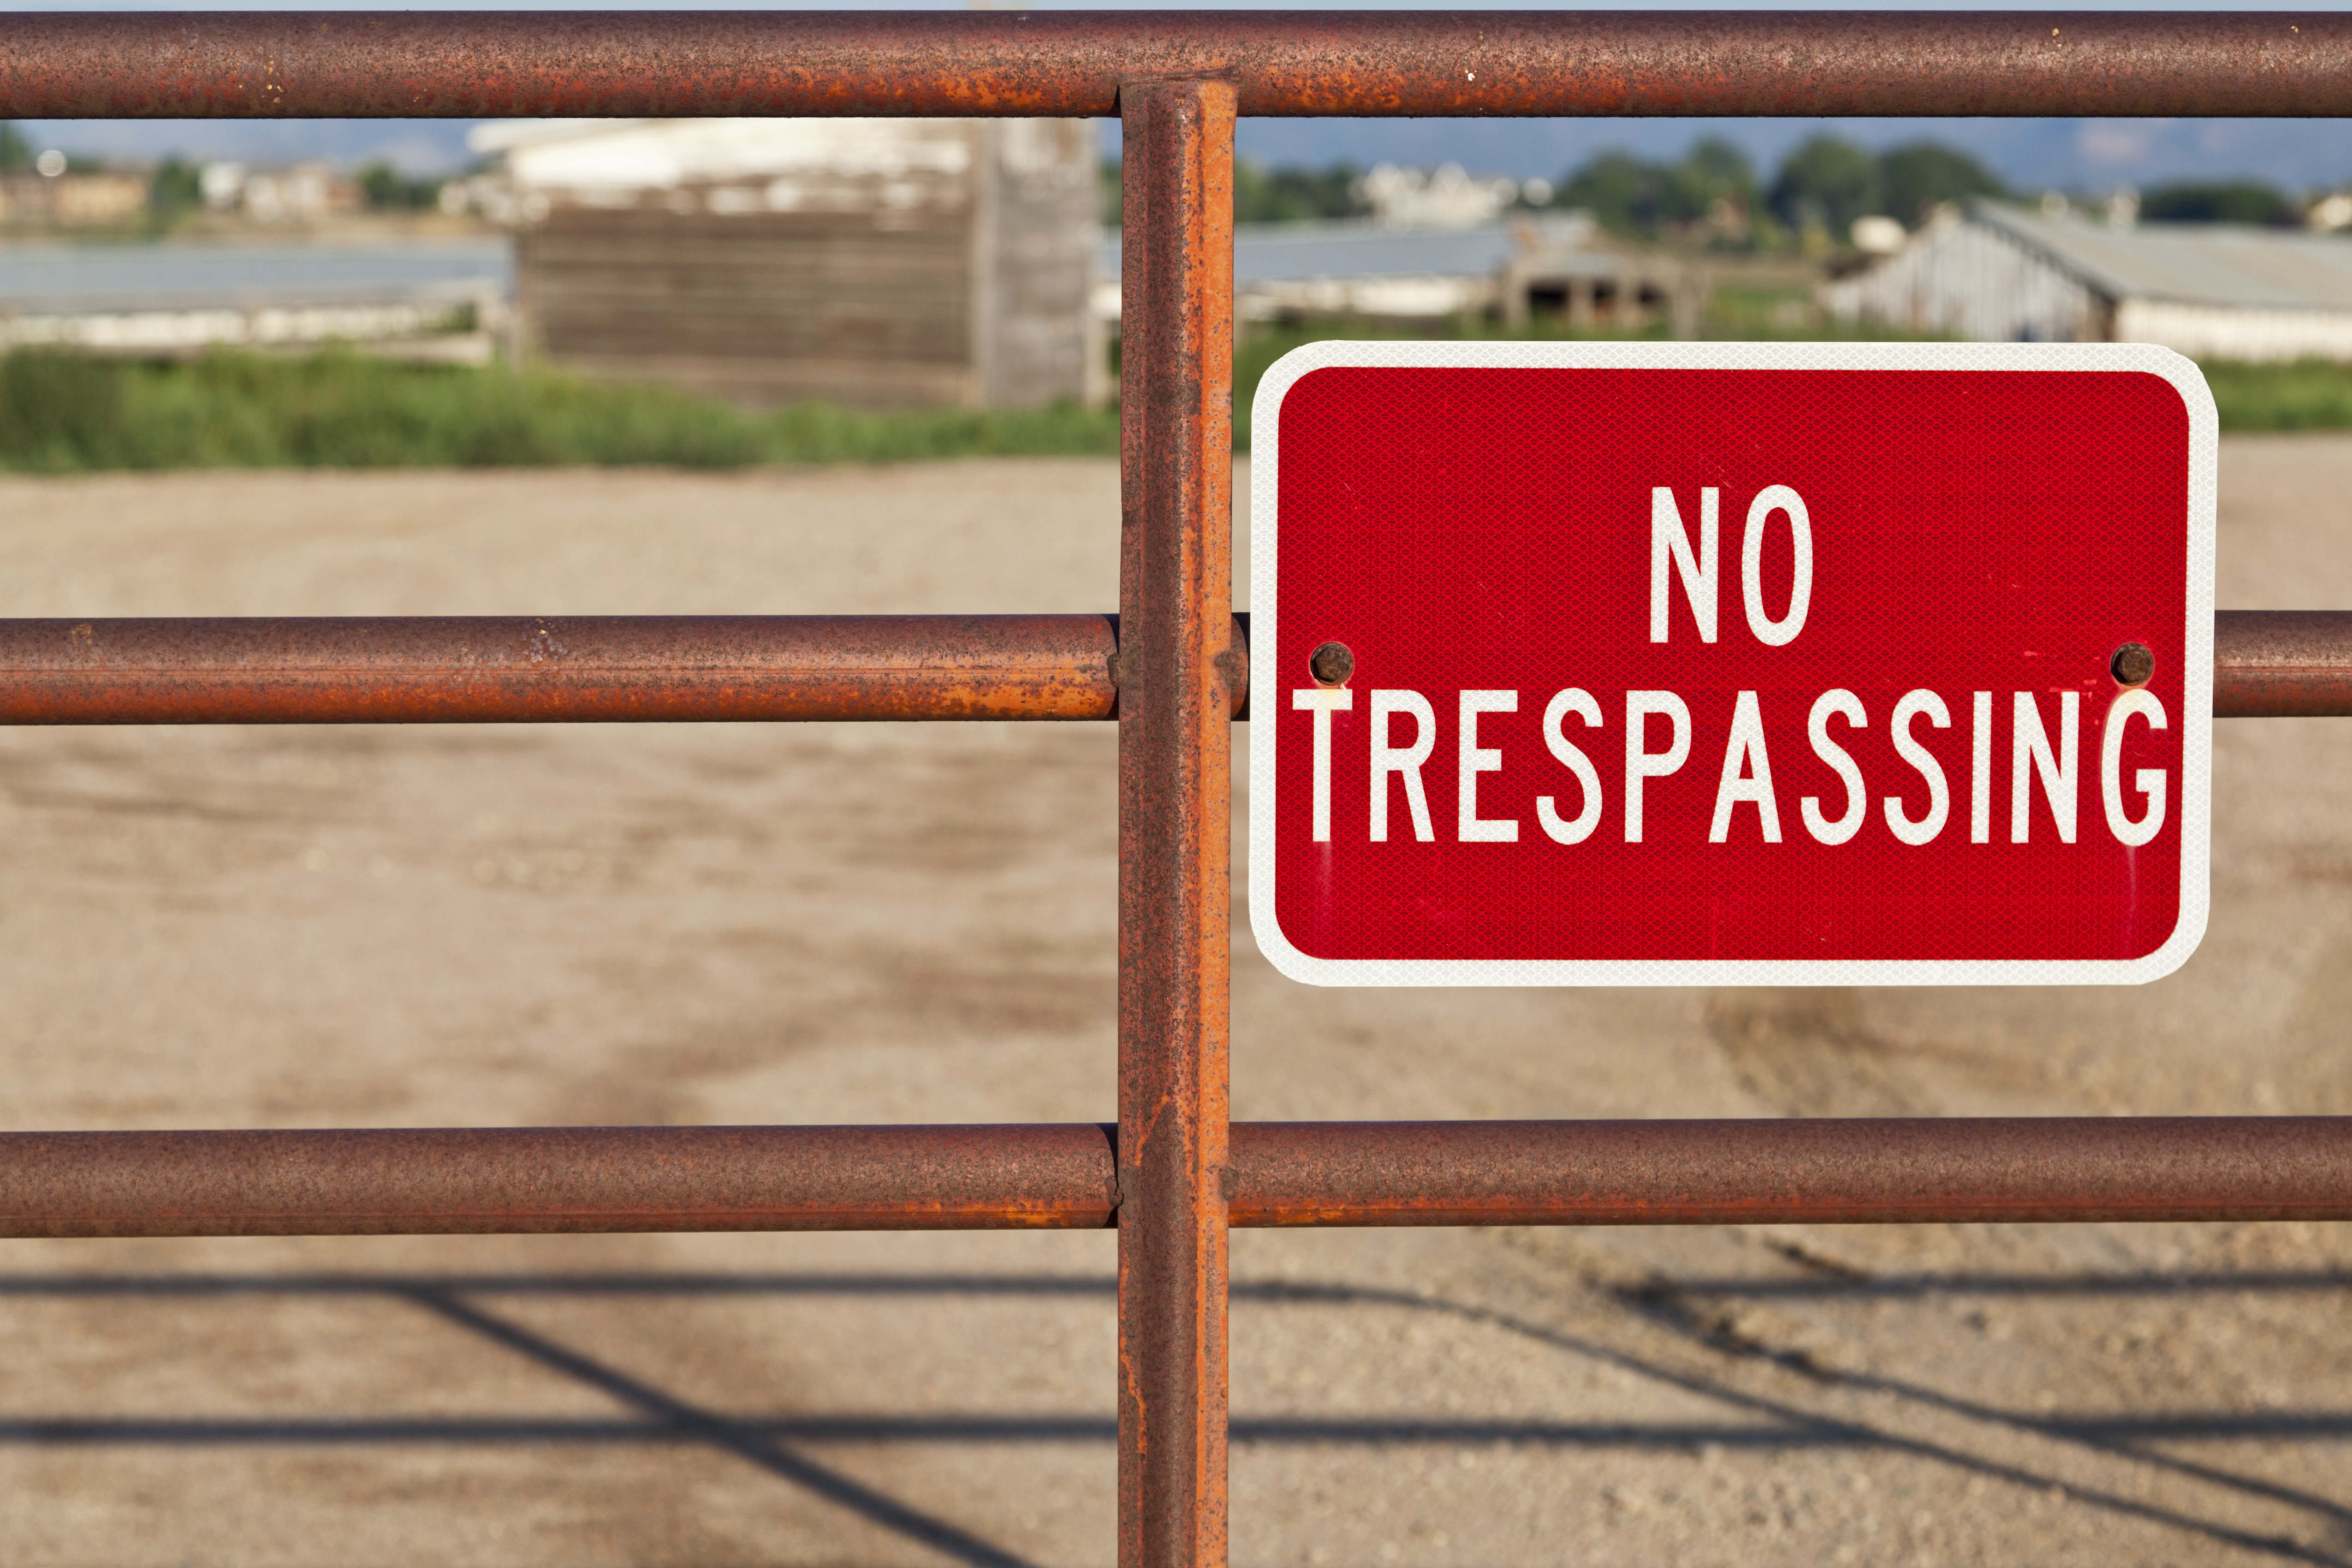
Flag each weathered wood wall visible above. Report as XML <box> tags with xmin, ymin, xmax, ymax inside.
<box><xmin>976</xmin><ymin>118</ymin><xmax>1105</xmax><ymax>411</ymax></box>
<box><xmin>512</xmin><ymin>119</ymin><xmax>1099</xmax><ymax>411</ymax></box>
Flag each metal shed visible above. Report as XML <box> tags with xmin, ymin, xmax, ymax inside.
<box><xmin>1825</xmin><ymin>200</ymin><xmax>2352</xmax><ymax>361</ymax></box>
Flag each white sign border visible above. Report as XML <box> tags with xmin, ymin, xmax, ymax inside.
<box><xmin>1247</xmin><ymin>339</ymin><xmax>2218</xmax><ymax>988</ymax></box>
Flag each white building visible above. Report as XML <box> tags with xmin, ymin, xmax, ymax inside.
<box><xmin>0</xmin><ymin>240</ymin><xmax>509</xmax><ymax>360</ymax></box>
<box><xmin>1354</xmin><ymin>163</ymin><xmax>1528</xmax><ymax>230</ymax></box>
<box><xmin>1826</xmin><ymin>200</ymin><xmax>2352</xmax><ymax>361</ymax></box>
<box><xmin>198</xmin><ymin>161</ymin><xmax>361</xmax><ymax>224</ymax></box>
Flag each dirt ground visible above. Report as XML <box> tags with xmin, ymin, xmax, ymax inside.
<box><xmin>0</xmin><ymin>444</ymin><xmax>2347</xmax><ymax>1567</ymax></box>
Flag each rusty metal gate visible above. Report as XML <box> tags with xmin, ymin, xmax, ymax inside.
<box><xmin>2</xmin><ymin>12</ymin><xmax>2352</xmax><ymax>1564</ymax></box>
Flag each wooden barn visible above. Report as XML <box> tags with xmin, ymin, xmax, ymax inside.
<box><xmin>472</xmin><ymin>118</ymin><xmax>1104</xmax><ymax>410</ymax></box>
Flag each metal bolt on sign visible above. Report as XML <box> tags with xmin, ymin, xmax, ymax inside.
<box><xmin>1308</xmin><ymin>640</ymin><xmax>1355</xmax><ymax>688</ymax></box>
<box><xmin>0</xmin><ymin>13</ymin><xmax>2349</xmax><ymax>1567</ymax></box>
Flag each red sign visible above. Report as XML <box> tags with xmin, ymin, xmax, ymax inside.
<box><xmin>1249</xmin><ymin>344</ymin><xmax>2214</xmax><ymax>985</ymax></box>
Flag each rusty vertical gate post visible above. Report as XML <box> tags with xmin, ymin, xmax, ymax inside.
<box><xmin>1117</xmin><ymin>76</ymin><xmax>1237</xmax><ymax>1568</ymax></box>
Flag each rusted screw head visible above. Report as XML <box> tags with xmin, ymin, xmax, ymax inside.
<box><xmin>2111</xmin><ymin>641</ymin><xmax>2156</xmax><ymax>686</ymax></box>
<box><xmin>1309</xmin><ymin>641</ymin><xmax>1354</xmax><ymax>688</ymax></box>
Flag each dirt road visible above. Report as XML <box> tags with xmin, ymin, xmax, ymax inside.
<box><xmin>0</xmin><ymin>448</ymin><xmax>2346</xmax><ymax>1566</ymax></box>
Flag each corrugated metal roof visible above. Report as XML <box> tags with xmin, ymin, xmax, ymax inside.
<box><xmin>1103</xmin><ymin>216</ymin><xmax>1608</xmax><ymax>287</ymax></box>
<box><xmin>1972</xmin><ymin>202</ymin><xmax>2352</xmax><ymax>311</ymax></box>
<box><xmin>0</xmin><ymin>240</ymin><xmax>511</xmax><ymax>313</ymax></box>
<box><xmin>479</xmin><ymin>117</ymin><xmax>976</xmax><ymax>192</ymax></box>
<box><xmin>1232</xmin><ymin>222</ymin><xmax>1517</xmax><ymax>284</ymax></box>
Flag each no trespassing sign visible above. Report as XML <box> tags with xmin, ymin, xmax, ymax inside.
<box><xmin>1248</xmin><ymin>341</ymin><xmax>2215</xmax><ymax>986</ymax></box>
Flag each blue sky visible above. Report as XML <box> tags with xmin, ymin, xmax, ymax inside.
<box><xmin>6</xmin><ymin>3</ymin><xmax>2352</xmax><ymax>192</ymax></box>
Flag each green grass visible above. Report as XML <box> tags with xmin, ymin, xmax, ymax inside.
<box><xmin>1235</xmin><ymin>316</ymin><xmax>1692</xmax><ymax>446</ymax></box>
<box><xmin>0</xmin><ymin>330</ymin><xmax>2346</xmax><ymax>474</ymax></box>
<box><xmin>0</xmin><ymin>348</ymin><xmax>1120</xmax><ymax>474</ymax></box>
<box><xmin>1240</xmin><ymin>313</ymin><xmax>2352</xmax><ymax>439</ymax></box>
<box><xmin>2197</xmin><ymin>358</ymin><xmax>2352</xmax><ymax>432</ymax></box>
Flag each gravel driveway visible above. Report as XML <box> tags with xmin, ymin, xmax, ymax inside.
<box><xmin>0</xmin><ymin>447</ymin><xmax>2346</xmax><ymax>1566</ymax></box>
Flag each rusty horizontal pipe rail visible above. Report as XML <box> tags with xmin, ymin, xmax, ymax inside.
<box><xmin>0</xmin><ymin>611</ymin><xmax>2337</xmax><ymax>722</ymax></box>
<box><xmin>1229</xmin><ymin>1118</ymin><xmax>2352</xmax><ymax>1227</ymax></box>
<box><xmin>0</xmin><ymin>1125</ymin><xmax>1123</xmax><ymax>1237</ymax></box>
<box><xmin>3</xmin><ymin>1118</ymin><xmax>2345</xmax><ymax>1237</ymax></box>
<box><xmin>2210</xmin><ymin>610</ymin><xmax>2352</xmax><ymax>716</ymax></box>
<box><xmin>0</xmin><ymin>12</ymin><xmax>2347</xmax><ymax>120</ymax></box>
<box><xmin>0</xmin><ymin>615</ymin><xmax>1144</xmax><ymax>723</ymax></box>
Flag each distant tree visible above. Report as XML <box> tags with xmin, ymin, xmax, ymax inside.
<box><xmin>1768</xmin><ymin>135</ymin><xmax>1882</xmax><ymax>237</ymax></box>
<box><xmin>148</xmin><ymin>156</ymin><xmax>203</xmax><ymax>223</ymax></box>
<box><xmin>1100</xmin><ymin>157</ymin><xmax>1123</xmax><ymax>227</ymax></box>
<box><xmin>1657</xmin><ymin>136</ymin><xmax>1758</xmax><ymax>235</ymax></box>
<box><xmin>1551</xmin><ymin>140</ymin><xmax>1761</xmax><ymax>242</ymax></box>
<box><xmin>2139</xmin><ymin>180</ymin><xmax>2299</xmax><ymax>226</ymax></box>
<box><xmin>1555</xmin><ymin>150</ymin><xmax>1665</xmax><ymax>237</ymax></box>
<box><xmin>0</xmin><ymin>122</ymin><xmax>28</xmax><ymax>173</ymax></box>
<box><xmin>1233</xmin><ymin>160</ymin><xmax>1368</xmax><ymax>224</ymax></box>
<box><xmin>356</xmin><ymin>160</ymin><xmax>444</xmax><ymax>212</ymax></box>
<box><xmin>1877</xmin><ymin>142</ymin><xmax>2004</xmax><ymax>228</ymax></box>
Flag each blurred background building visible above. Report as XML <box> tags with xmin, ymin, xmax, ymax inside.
<box><xmin>5</xmin><ymin>114</ymin><xmax>2352</xmax><ymax>406</ymax></box>
<box><xmin>1825</xmin><ymin>199</ymin><xmax>2352</xmax><ymax>361</ymax></box>
<box><xmin>1097</xmin><ymin>211</ymin><xmax>1712</xmax><ymax>338</ymax></box>
<box><xmin>0</xmin><ymin>153</ymin><xmax>147</xmax><ymax>227</ymax></box>
<box><xmin>0</xmin><ymin>241</ymin><xmax>508</xmax><ymax>361</ymax></box>
<box><xmin>473</xmin><ymin>117</ymin><xmax>1104</xmax><ymax>411</ymax></box>
<box><xmin>196</xmin><ymin>160</ymin><xmax>363</xmax><ymax>226</ymax></box>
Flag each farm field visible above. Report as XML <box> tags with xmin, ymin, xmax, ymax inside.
<box><xmin>0</xmin><ymin>448</ymin><xmax>2346</xmax><ymax>1564</ymax></box>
